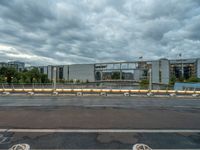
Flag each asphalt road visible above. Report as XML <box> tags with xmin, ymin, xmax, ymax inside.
<box><xmin>0</xmin><ymin>95</ymin><xmax>200</xmax><ymax>108</ymax></box>
<box><xmin>0</xmin><ymin>96</ymin><xmax>200</xmax><ymax>149</ymax></box>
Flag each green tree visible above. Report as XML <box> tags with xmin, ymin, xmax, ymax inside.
<box><xmin>186</xmin><ymin>76</ymin><xmax>200</xmax><ymax>82</ymax></box>
<box><xmin>0</xmin><ymin>67</ymin><xmax>18</xmax><ymax>84</ymax></box>
<box><xmin>27</xmin><ymin>68</ymin><xmax>41</xmax><ymax>83</ymax></box>
<box><xmin>0</xmin><ymin>76</ymin><xmax>5</xmax><ymax>83</ymax></box>
<box><xmin>111</xmin><ymin>72</ymin><xmax>120</xmax><ymax>80</ymax></box>
<box><xmin>41</xmin><ymin>74</ymin><xmax>49</xmax><ymax>83</ymax></box>
<box><xmin>140</xmin><ymin>79</ymin><xmax>149</xmax><ymax>89</ymax></box>
<box><xmin>0</xmin><ymin>67</ymin><xmax>49</xmax><ymax>84</ymax></box>
<box><xmin>169</xmin><ymin>75</ymin><xmax>177</xmax><ymax>85</ymax></box>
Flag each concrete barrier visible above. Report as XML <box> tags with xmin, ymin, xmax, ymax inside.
<box><xmin>169</xmin><ymin>93</ymin><xmax>176</xmax><ymax>97</ymax></box>
<box><xmin>27</xmin><ymin>92</ymin><xmax>34</xmax><ymax>96</ymax></box>
<box><xmin>147</xmin><ymin>92</ymin><xmax>153</xmax><ymax>97</ymax></box>
<box><xmin>124</xmin><ymin>92</ymin><xmax>130</xmax><ymax>96</ymax></box>
<box><xmin>76</xmin><ymin>92</ymin><xmax>83</xmax><ymax>96</ymax></box>
<box><xmin>0</xmin><ymin>88</ymin><xmax>200</xmax><ymax>97</ymax></box>
<box><xmin>2</xmin><ymin>92</ymin><xmax>10</xmax><ymax>96</ymax></box>
<box><xmin>52</xmin><ymin>91</ymin><xmax>59</xmax><ymax>96</ymax></box>
<box><xmin>100</xmin><ymin>92</ymin><xmax>107</xmax><ymax>96</ymax></box>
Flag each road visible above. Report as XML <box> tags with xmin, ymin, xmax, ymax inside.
<box><xmin>0</xmin><ymin>96</ymin><xmax>200</xmax><ymax>149</ymax></box>
<box><xmin>0</xmin><ymin>95</ymin><xmax>200</xmax><ymax>108</ymax></box>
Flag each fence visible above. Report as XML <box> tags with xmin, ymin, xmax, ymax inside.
<box><xmin>0</xmin><ymin>83</ymin><xmax>173</xmax><ymax>90</ymax></box>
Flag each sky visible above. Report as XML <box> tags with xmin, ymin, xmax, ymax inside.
<box><xmin>0</xmin><ymin>0</ymin><xmax>200</xmax><ymax>66</ymax></box>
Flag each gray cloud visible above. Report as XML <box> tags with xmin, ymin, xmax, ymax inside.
<box><xmin>0</xmin><ymin>0</ymin><xmax>200</xmax><ymax>66</ymax></box>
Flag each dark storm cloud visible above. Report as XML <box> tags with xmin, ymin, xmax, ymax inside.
<box><xmin>0</xmin><ymin>0</ymin><xmax>200</xmax><ymax>65</ymax></box>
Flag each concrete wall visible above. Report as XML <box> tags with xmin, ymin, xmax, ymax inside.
<box><xmin>152</xmin><ymin>61</ymin><xmax>159</xmax><ymax>83</ymax></box>
<box><xmin>134</xmin><ymin>69</ymin><xmax>144</xmax><ymax>81</ymax></box>
<box><xmin>47</xmin><ymin>66</ymin><xmax>52</xmax><ymax>80</ymax></box>
<box><xmin>39</xmin><ymin>66</ymin><xmax>48</xmax><ymax>75</ymax></box>
<box><xmin>197</xmin><ymin>59</ymin><xmax>200</xmax><ymax>78</ymax></box>
<box><xmin>68</xmin><ymin>64</ymin><xmax>95</xmax><ymax>82</ymax></box>
<box><xmin>152</xmin><ymin>59</ymin><xmax>169</xmax><ymax>84</ymax></box>
<box><xmin>43</xmin><ymin>66</ymin><xmax>48</xmax><ymax>74</ymax></box>
<box><xmin>63</xmin><ymin>65</ymin><xmax>69</xmax><ymax>81</ymax></box>
<box><xmin>160</xmin><ymin>59</ymin><xmax>169</xmax><ymax>84</ymax></box>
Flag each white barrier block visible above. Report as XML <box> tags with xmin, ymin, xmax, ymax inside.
<box><xmin>192</xmin><ymin>94</ymin><xmax>199</xmax><ymax>97</ymax></box>
<box><xmin>76</xmin><ymin>92</ymin><xmax>83</xmax><ymax>96</ymax></box>
<box><xmin>27</xmin><ymin>92</ymin><xmax>34</xmax><ymax>96</ymax></box>
<box><xmin>52</xmin><ymin>91</ymin><xmax>59</xmax><ymax>96</ymax></box>
<box><xmin>147</xmin><ymin>92</ymin><xmax>153</xmax><ymax>97</ymax></box>
<box><xmin>100</xmin><ymin>92</ymin><xmax>107</xmax><ymax>96</ymax></box>
<box><xmin>124</xmin><ymin>92</ymin><xmax>130</xmax><ymax>96</ymax></box>
<box><xmin>2</xmin><ymin>92</ymin><xmax>10</xmax><ymax>96</ymax></box>
<box><xmin>169</xmin><ymin>93</ymin><xmax>176</xmax><ymax>97</ymax></box>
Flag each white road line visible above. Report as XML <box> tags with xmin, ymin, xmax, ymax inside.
<box><xmin>0</xmin><ymin>145</ymin><xmax>199</xmax><ymax>150</ymax></box>
<box><xmin>0</xmin><ymin>149</ymin><xmax>200</xmax><ymax>150</ymax></box>
<box><xmin>0</xmin><ymin>129</ymin><xmax>200</xmax><ymax>133</ymax></box>
<box><xmin>5</xmin><ymin>149</ymin><xmax>200</xmax><ymax>150</ymax></box>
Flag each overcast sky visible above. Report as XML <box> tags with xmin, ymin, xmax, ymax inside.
<box><xmin>0</xmin><ymin>0</ymin><xmax>200</xmax><ymax>66</ymax></box>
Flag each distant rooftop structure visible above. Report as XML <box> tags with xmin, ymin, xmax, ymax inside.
<box><xmin>8</xmin><ymin>61</ymin><xmax>25</xmax><ymax>72</ymax></box>
<box><xmin>170</xmin><ymin>58</ymin><xmax>198</xmax><ymax>64</ymax></box>
<box><xmin>0</xmin><ymin>61</ymin><xmax>25</xmax><ymax>72</ymax></box>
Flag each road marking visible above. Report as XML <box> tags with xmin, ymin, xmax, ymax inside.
<box><xmin>27</xmin><ymin>149</ymin><xmax>200</xmax><ymax>150</ymax></box>
<box><xmin>0</xmin><ymin>148</ymin><xmax>199</xmax><ymax>150</ymax></box>
<box><xmin>4</xmin><ymin>149</ymin><xmax>200</xmax><ymax>150</ymax></box>
<box><xmin>0</xmin><ymin>129</ymin><xmax>200</xmax><ymax>133</ymax></box>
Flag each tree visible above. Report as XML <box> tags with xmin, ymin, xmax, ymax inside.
<box><xmin>140</xmin><ymin>79</ymin><xmax>149</xmax><ymax>89</ymax></box>
<box><xmin>111</xmin><ymin>72</ymin><xmax>120</xmax><ymax>80</ymax></box>
<box><xmin>27</xmin><ymin>68</ymin><xmax>41</xmax><ymax>83</ymax></box>
<box><xmin>0</xmin><ymin>67</ymin><xmax>18</xmax><ymax>84</ymax></box>
<box><xmin>41</xmin><ymin>74</ymin><xmax>49</xmax><ymax>83</ymax></box>
<box><xmin>186</xmin><ymin>76</ymin><xmax>200</xmax><ymax>82</ymax></box>
<box><xmin>0</xmin><ymin>67</ymin><xmax>50</xmax><ymax>84</ymax></box>
<box><xmin>0</xmin><ymin>76</ymin><xmax>5</xmax><ymax>83</ymax></box>
<box><xmin>169</xmin><ymin>75</ymin><xmax>177</xmax><ymax>85</ymax></box>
